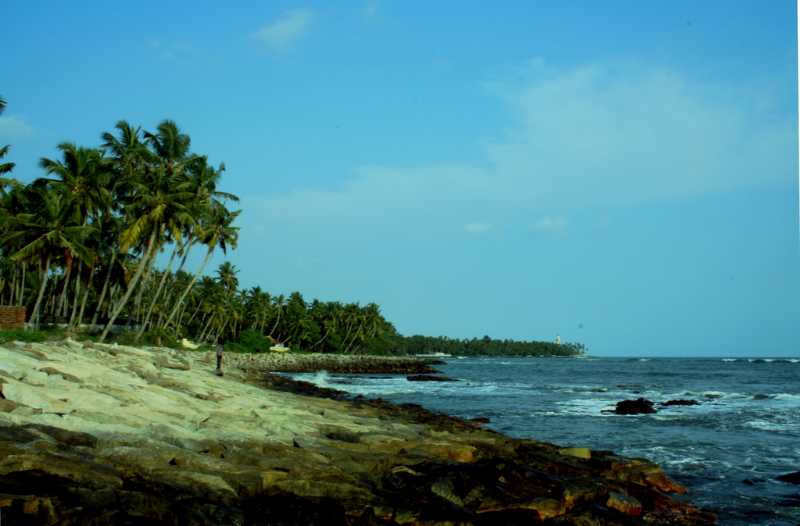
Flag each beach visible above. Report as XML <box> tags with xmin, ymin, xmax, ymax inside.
<box><xmin>0</xmin><ymin>340</ymin><xmax>714</xmax><ymax>524</ymax></box>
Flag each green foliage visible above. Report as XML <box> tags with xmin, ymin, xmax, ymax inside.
<box><xmin>105</xmin><ymin>329</ymin><xmax>177</xmax><ymax>348</ymax></box>
<box><xmin>0</xmin><ymin>329</ymin><xmax>47</xmax><ymax>343</ymax></box>
<box><xmin>0</xmin><ymin>113</ymin><xmax>588</xmax><ymax>357</ymax></box>
<box><xmin>225</xmin><ymin>329</ymin><xmax>271</xmax><ymax>354</ymax></box>
<box><xmin>0</xmin><ymin>327</ymin><xmax>69</xmax><ymax>343</ymax></box>
<box><xmin>393</xmin><ymin>334</ymin><xmax>586</xmax><ymax>357</ymax></box>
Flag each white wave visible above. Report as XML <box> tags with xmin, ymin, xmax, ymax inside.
<box><xmin>744</xmin><ymin>420</ymin><xmax>793</xmax><ymax>432</ymax></box>
<box><xmin>555</xmin><ymin>398</ymin><xmax>618</xmax><ymax>416</ymax></box>
<box><xmin>308</xmin><ymin>370</ymin><xmax>332</xmax><ymax>388</ymax></box>
<box><xmin>721</xmin><ymin>358</ymin><xmax>737</xmax><ymax>362</ymax></box>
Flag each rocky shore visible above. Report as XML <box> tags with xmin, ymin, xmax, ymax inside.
<box><xmin>0</xmin><ymin>340</ymin><xmax>715</xmax><ymax>525</ymax></box>
<box><xmin>223</xmin><ymin>350</ymin><xmax>441</xmax><ymax>374</ymax></box>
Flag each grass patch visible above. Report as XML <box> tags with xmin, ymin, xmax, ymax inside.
<box><xmin>0</xmin><ymin>327</ymin><xmax>69</xmax><ymax>344</ymax></box>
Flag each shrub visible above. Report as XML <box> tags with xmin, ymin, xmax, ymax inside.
<box><xmin>227</xmin><ymin>329</ymin><xmax>271</xmax><ymax>353</ymax></box>
<box><xmin>0</xmin><ymin>329</ymin><xmax>48</xmax><ymax>343</ymax></box>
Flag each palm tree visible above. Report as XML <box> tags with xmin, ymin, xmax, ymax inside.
<box><xmin>161</xmin><ymin>204</ymin><xmax>239</xmax><ymax>332</ymax></box>
<box><xmin>37</xmin><ymin>143</ymin><xmax>111</xmax><ymax>224</ymax></box>
<box><xmin>1</xmin><ymin>189</ymin><xmax>93</xmax><ymax>328</ymax></box>
<box><xmin>37</xmin><ymin>143</ymin><xmax>111</xmax><ymax>326</ymax></box>
<box><xmin>99</xmin><ymin>164</ymin><xmax>194</xmax><ymax>341</ymax></box>
<box><xmin>0</xmin><ymin>96</ymin><xmax>16</xmax><ymax>182</ymax></box>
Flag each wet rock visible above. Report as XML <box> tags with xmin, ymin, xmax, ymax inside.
<box><xmin>406</xmin><ymin>374</ymin><xmax>457</xmax><ymax>382</ymax></box>
<box><xmin>23</xmin><ymin>424</ymin><xmax>98</xmax><ymax>448</ymax></box>
<box><xmin>0</xmin><ymin>341</ymin><xmax>716</xmax><ymax>525</ymax></box>
<box><xmin>527</xmin><ymin>498</ymin><xmax>563</xmax><ymax>520</ymax></box>
<box><xmin>776</xmin><ymin>471</ymin><xmax>800</xmax><ymax>484</ymax></box>
<box><xmin>613</xmin><ymin>398</ymin><xmax>656</xmax><ymax>415</ymax></box>
<box><xmin>559</xmin><ymin>447</ymin><xmax>591</xmax><ymax>460</ymax></box>
<box><xmin>469</xmin><ymin>416</ymin><xmax>491</xmax><ymax>425</ymax></box>
<box><xmin>661</xmin><ymin>399</ymin><xmax>700</xmax><ymax>407</ymax></box>
<box><xmin>322</xmin><ymin>427</ymin><xmax>361</xmax><ymax>444</ymax></box>
<box><xmin>607</xmin><ymin>491</ymin><xmax>642</xmax><ymax>516</ymax></box>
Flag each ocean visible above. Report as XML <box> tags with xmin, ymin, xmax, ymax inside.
<box><xmin>291</xmin><ymin>356</ymin><xmax>800</xmax><ymax>525</ymax></box>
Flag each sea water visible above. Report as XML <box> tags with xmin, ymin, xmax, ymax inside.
<box><xmin>291</xmin><ymin>357</ymin><xmax>800</xmax><ymax>525</ymax></box>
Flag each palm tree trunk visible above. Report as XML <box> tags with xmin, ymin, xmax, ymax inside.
<box><xmin>76</xmin><ymin>285</ymin><xmax>91</xmax><ymax>329</ymax></box>
<box><xmin>268</xmin><ymin>308</ymin><xmax>282</xmax><ymax>337</ymax></box>
<box><xmin>68</xmin><ymin>261</ymin><xmax>83</xmax><ymax>326</ymax></box>
<box><xmin>90</xmin><ymin>252</ymin><xmax>116</xmax><ymax>326</ymax></box>
<box><xmin>185</xmin><ymin>302</ymin><xmax>203</xmax><ymax>327</ymax></box>
<box><xmin>199</xmin><ymin>313</ymin><xmax>215</xmax><ymax>341</ymax></box>
<box><xmin>163</xmin><ymin>247</ymin><xmax>213</xmax><ymax>331</ymax></box>
<box><xmin>30</xmin><ymin>256</ymin><xmax>51</xmax><ymax>329</ymax></box>
<box><xmin>311</xmin><ymin>325</ymin><xmax>332</xmax><ymax>351</ymax></box>
<box><xmin>99</xmin><ymin>230</ymin><xmax>157</xmax><ymax>342</ymax></box>
<box><xmin>18</xmin><ymin>263</ymin><xmax>26</xmax><ymax>306</ymax></box>
<box><xmin>10</xmin><ymin>266</ymin><xmax>18</xmax><ymax>305</ymax></box>
<box><xmin>57</xmin><ymin>264</ymin><xmax>73</xmax><ymax>319</ymax></box>
<box><xmin>137</xmin><ymin>244</ymin><xmax>179</xmax><ymax>339</ymax></box>
<box><xmin>174</xmin><ymin>235</ymin><xmax>196</xmax><ymax>275</ymax></box>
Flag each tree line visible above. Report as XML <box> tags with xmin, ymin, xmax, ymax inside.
<box><xmin>0</xmin><ymin>96</ymin><xmax>585</xmax><ymax>356</ymax></box>
<box><xmin>395</xmin><ymin>335</ymin><xmax>585</xmax><ymax>357</ymax></box>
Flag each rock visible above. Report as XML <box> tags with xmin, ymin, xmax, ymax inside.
<box><xmin>37</xmin><ymin>367</ymin><xmax>82</xmax><ymax>383</ymax></box>
<box><xmin>23</xmin><ymin>424</ymin><xmax>98</xmax><ymax>448</ymax></box>
<box><xmin>430</xmin><ymin>478</ymin><xmax>464</xmax><ymax>507</ymax></box>
<box><xmin>322</xmin><ymin>427</ymin><xmax>361</xmax><ymax>443</ymax></box>
<box><xmin>607</xmin><ymin>491</ymin><xmax>642</xmax><ymax>516</ymax></box>
<box><xmin>0</xmin><ymin>494</ymin><xmax>57</xmax><ymax>524</ymax></box>
<box><xmin>613</xmin><ymin>398</ymin><xmax>656</xmax><ymax>415</ymax></box>
<box><xmin>776</xmin><ymin>471</ymin><xmax>800</xmax><ymax>484</ymax></box>
<box><xmin>559</xmin><ymin>447</ymin><xmax>591</xmax><ymax>460</ymax></box>
<box><xmin>154</xmin><ymin>355</ymin><xmax>191</xmax><ymax>371</ymax></box>
<box><xmin>661</xmin><ymin>399</ymin><xmax>700</xmax><ymax>406</ymax></box>
<box><xmin>526</xmin><ymin>498</ymin><xmax>563</xmax><ymax>520</ymax></box>
<box><xmin>469</xmin><ymin>416</ymin><xmax>490</xmax><ymax>425</ymax></box>
<box><xmin>406</xmin><ymin>374</ymin><xmax>457</xmax><ymax>382</ymax></box>
<box><xmin>0</xmin><ymin>340</ymin><xmax>715</xmax><ymax>525</ymax></box>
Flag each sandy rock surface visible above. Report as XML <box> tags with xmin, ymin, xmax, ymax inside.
<box><xmin>0</xmin><ymin>340</ymin><xmax>714</xmax><ymax>525</ymax></box>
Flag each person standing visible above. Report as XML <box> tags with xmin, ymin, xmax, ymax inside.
<box><xmin>215</xmin><ymin>341</ymin><xmax>224</xmax><ymax>376</ymax></box>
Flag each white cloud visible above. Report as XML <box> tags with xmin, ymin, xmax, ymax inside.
<box><xmin>363</xmin><ymin>0</ymin><xmax>379</xmax><ymax>20</ymax></box>
<box><xmin>465</xmin><ymin>222</ymin><xmax>492</xmax><ymax>234</ymax></box>
<box><xmin>254</xmin><ymin>8</ymin><xmax>314</xmax><ymax>50</ymax></box>
<box><xmin>0</xmin><ymin>116</ymin><xmax>33</xmax><ymax>140</ymax></box>
<box><xmin>531</xmin><ymin>217</ymin><xmax>567</xmax><ymax>233</ymax></box>
<box><xmin>245</xmin><ymin>61</ymin><xmax>794</xmax><ymax>241</ymax></box>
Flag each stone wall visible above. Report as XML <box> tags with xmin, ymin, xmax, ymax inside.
<box><xmin>0</xmin><ymin>306</ymin><xmax>26</xmax><ymax>329</ymax></box>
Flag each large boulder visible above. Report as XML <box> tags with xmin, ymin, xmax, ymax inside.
<box><xmin>776</xmin><ymin>471</ymin><xmax>800</xmax><ymax>484</ymax></box>
<box><xmin>613</xmin><ymin>398</ymin><xmax>656</xmax><ymax>415</ymax></box>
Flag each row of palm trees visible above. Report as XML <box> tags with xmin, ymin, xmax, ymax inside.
<box><xmin>135</xmin><ymin>262</ymin><xmax>399</xmax><ymax>353</ymax></box>
<box><xmin>0</xmin><ymin>101</ymin><xmax>239</xmax><ymax>342</ymax></box>
<box><xmin>0</xmin><ymin>99</ymin><xmax>400</xmax><ymax>352</ymax></box>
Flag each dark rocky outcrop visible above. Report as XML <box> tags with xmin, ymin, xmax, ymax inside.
<box><xmin>776</xmin><ymin>471</ymin><xmax>800</xmax><ymax>484</ymax></box>
<box><xmin>227</xmin><ymin>352</ymin><xmax>441</xmax><ymax>374</ymax></box>
<box><xmin>613</xmin><ymin>398</ymin><xmax>657</xmax><ymax>415</ymax></box>
<box><xmin>0</xmin><ymin>341</ymin><xmax>715</xmax><ymax>525</ymax></box>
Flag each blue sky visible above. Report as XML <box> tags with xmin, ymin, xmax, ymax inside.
<box><xmin>2</xmin><ymin>1</ymin><xmax>798</xmax><ymax>355</ymax></box>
